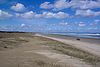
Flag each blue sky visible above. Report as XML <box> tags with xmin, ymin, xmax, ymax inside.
<box><xmin>0</xmin><ymin>0</ymin><xmax>100</xmax><ymax>32</ymax></box>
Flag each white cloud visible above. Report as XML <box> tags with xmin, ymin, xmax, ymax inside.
<box><xmin>40</xmin><ymin>0</ymin><xmax>100</xmax><ymax>10</ymax></box>
<box><xmin>21</xmin><ymin>24</ymin><xmax>25</xmax><ymax>27</ymax></box>
<box><xmin>54</xmin><ymin>12</ymin><xmax>69</xmax><ymax>19</ymax></box>
<box><xmin>42</xmin><ymin>12</ymin><xmax>55</xmax><ymax>18</ymax></box>
<box><xmin>40</xmin><ymin>0</ymin><xmax>70</xmax><ymax>10</ymax></box>
<box><xmin>11</xmin><ymin>3</ymin><xmax>26</xmax><ymax>12</ymax></box>
<box><xmin>54</xmin><ymin>0</ymin><xmax>71</xmax><ymax>10</ymax></box>
<box><xmin>42</xmin><ymin>12</ymin><xmax>69</xmax><ymax>19</ymax></box>
<box><xmin>40</xmin><ymin>2</ymin><xmax>53</xmax><ymax>9</ymax></box>
<box><xmin>75</xmin><ymin>9</ymin><xmax>100</xmax><ymax>17</ymax></box>
<box><xmin>16</xmin><ymin>11</ymin><xmax>35</xmax><ymax>19</ymax></box>
<box><xmin>16</xmin><ymin>11</ymin><xmax>69</xmax><ymax>19</ymax></box>
<box><xmin>70</xmin><ymin>0</ymin><xmax>100</xmax><ymax>9</ymax></box>
<box><xmin>0</xmin><ymin>10</ymin><xmax>12</xmax><ymax>19</ymax></box>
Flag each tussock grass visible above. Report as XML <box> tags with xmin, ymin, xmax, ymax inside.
<box><xmin>0</xmin><ymin>33</ymin><xmax>29</xmax><ymax>50</ymax></box>
<box><xmin>32</xmin><ymin>60</ymin><xmax>63</xmax><ymax>67</ymax></box>
<box><xmin>0</xmin><ymin>38</ymin><xmax>28</xmax><ymax>50</ymax></box>
<box><xmin>53</xmin><ymin>44</ymin><xmax>100</xmax><ymax>65</ymax></box>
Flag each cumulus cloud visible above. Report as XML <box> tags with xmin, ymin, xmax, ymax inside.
<box><xmin>54</xmin><ymin>12</ymin><xmax>69</xmax><ymax>19</ymax></box>
<box><xmin>70</xmin><ymin>0</ymin><xmax>100</xmax><ymax>9</ymax></box>
<box><xmin>42</xmin><ymin>12</ymin><xmax>54</xmax><ymax>18</ymax></box>
<box><xmin>16</xmin><ymin>11</ymin><xmax>35</xmax><ymax>19</ymax></box>
<box><xmin>0</xmin><ymin>10</ymin><xmax>12</xmax><ymax>19</ymax></box>
<box><xmin>16</xmin><ymin>11</ymin><xmax>69</xmax><ymax>19</ymax></box>
<box><xmin>40</xmin><ymin>0</ymin><xmax>100</xmax><ymax>10</ymax></box>
<box><xmin>75</xmin><ymin>9</ymin><xmax>100</xmax><ymax>17</ymax></box>
<box><xmin>54</xmin><ymin>0</ymin><xmax>71</xmax><ymax>10</ymax></box>
<box><xmin>11</xmin><ymin>3</ymin><xmax>26</xmax><ymax>12</ymax></box>
<box><xmin>40</xmin><ymin>0</ymin><xmax>70</xmax><ymax>10</ymax></box>
<box><xmin>42</xmin><ymin>12</ymin><xmax>69</xmax><ymax>19</ymax></box>
<box><xmin>40</xmin><ymin>2</ymin><xmax>53</xmax><ymax>9</ymax></box>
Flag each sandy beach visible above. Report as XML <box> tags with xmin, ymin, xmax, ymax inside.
<box><xmin>0</xmin><ymin>33</ymin><xmax>100</xmax><ymax>67</ymax></box>
<box><xmin>35</xmin><ymin>34</ymin><xmax>100</xmax><ymax>57</ymax></box>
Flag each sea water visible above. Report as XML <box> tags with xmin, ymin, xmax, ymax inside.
<box><xmin>47</xmin><ymin>32</ymin><xmax>100</xmax><ymax>39</ymax></box>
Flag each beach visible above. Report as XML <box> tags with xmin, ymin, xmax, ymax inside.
<box><xmin>0</xmin><ymin>32</ymin><xmax>100</xmax><ymax>67</ymax></box>
<box><xmin>36</xmin><ymin>34</ymin><xmax>100</xmax><ymax>57</ymax></box>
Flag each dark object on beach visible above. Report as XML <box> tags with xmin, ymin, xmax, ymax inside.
<box><xmin>76</xmin><ymin>38</ymin><xmax>80</xmax><ymax>41</ymax></box>
<box><xmin>4</xmin><ymin>46</ymin><xmax>8</xmax><ymax>48</ymax></box>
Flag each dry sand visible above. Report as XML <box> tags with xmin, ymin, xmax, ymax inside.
<box><xmin>35</xmin><ymin>34</ymin><xmax>100</xmax><ymax>57</ymax></box>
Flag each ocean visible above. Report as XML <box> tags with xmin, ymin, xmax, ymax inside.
<box><xmin>46</xmin><ymin>32</ymin><xmax>100</xmax><ymax>39</ymax></box>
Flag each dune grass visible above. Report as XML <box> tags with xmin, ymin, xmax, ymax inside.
<box><xmin>53</xmin><ymin>44</ymin><xmax>100</xmax><ymax>65</ymax></box>
<box><xmin>32</xmin><ymin>60</ymin><xmax>63</xmax><ymax>67</ymax></box>
<box><xmin>0</xmin><ymin>33</ymin><xmax>29</xmax><ymax>50</ymax></box>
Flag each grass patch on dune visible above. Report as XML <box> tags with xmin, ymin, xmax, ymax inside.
<box><xmin>34</xmin><ymin>36</ymin><xmax>100</xmax><ymax>65</ymax></box>
<box><xmin>32</xmin><ymin>60</ymin><xmax>63</xmax><ymax>67</ymax></box>
<box><xmin>0</xmin><ymin>37</ymin><xmax>29</xmax><ymax>50</ymax></box>
<box><xmin>53</xmin><ymin>44</ymin><xmax>100</xmax><ymax>65</ymax></box>
<box><xmin>0</xmin><ymin>33</ymin><xmax>31</xmax><ymax>50</ymax></box>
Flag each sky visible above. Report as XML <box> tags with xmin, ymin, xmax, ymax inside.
<box><xmin>0</xmin><ymin>0</ymin><xmax>100</xmax><ymax>33</ymax></box>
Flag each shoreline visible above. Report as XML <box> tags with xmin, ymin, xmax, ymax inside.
<box><xmin>46</xmin><ymin>34</ymin><xmax>100</xmax><ymax>45</ymax></box>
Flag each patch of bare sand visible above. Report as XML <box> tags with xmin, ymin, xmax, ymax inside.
<box><xmin>31</xmin><ymin>50</ymin><xmax>92</xmax><ymax>67</ymax></box>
